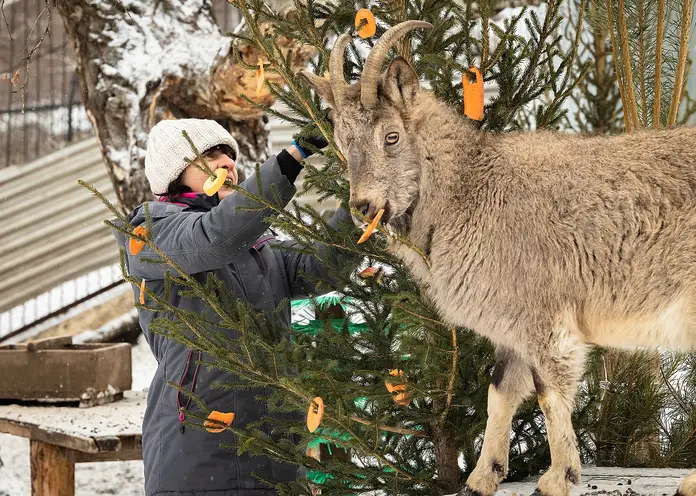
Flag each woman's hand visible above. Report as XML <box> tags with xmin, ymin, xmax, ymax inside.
<box><xmin>288</xmin><ymin>145</ymin><xmax>306</xmax><ymax>162</ymax></box>
<box><xmin>291</xmin><ymin>122</ymin><xmax>330</xmax><ymax>159</ymax></box>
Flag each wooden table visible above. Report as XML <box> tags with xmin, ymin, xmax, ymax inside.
<box><xmin>0</xmin><ymin>390</ymin><xmax>145</xmax><ymax>495</ymax></box>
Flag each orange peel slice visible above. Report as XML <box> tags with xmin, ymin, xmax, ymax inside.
<box><xmin>359</xmin><ymin>267</ymin><xmax>380</xmax><ymax>278</ymax></box>
<box><xmin>385</xmin><ymin>369</ymin><xmax>406</xmax><ymax>393</ymax></box>
<box><xmin>256</xmin><ymin>58</ymin><xmax>265</xmax><ymax>98</ymax></box>
<box><xmin>385</xmin><ymin>369</ymin><xmax>412</xmax><ymax>406</ymax></box>
<box><xmin>355</xmin><ymin>9</ymin><xmax>377</xmax><ymax>38</ymax></box>
<box><xmin>129</xmin><ymin>225</ymin><xmax>147</xmax><ymax>256</ymax></box>
<box><xmin>306</xmin><ymin>445</ymin><xmax>321</xmax><ymax>461</ymax></box>
<box><xmin>203</xmin><ymin>168</ymin><xmax>228</xmax><ymax>196</ymax></box>
<box><xmin>204</xmin><ymin>410</ymin><xmax>235</xmax><ymax>433</ymax></box>
<box><xmin>463</xmin><ymin>66</ymin><xmax>484</xmax><ymax>121</ymax></box>
<box><xmin>139</xmin><ymin>279</ymin><xmax>146</xmax><ymax>305</ymax></box>
<box><xmin>306</xmin><ymin>396</ymin><xmax>324</xmax><ymax>433</ymax></box>
<box><xmin>357</xmin><ymin>208</ymin><xmax>384</xmax><ymax>244</ymax></box>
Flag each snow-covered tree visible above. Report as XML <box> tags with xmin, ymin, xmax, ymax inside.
<box><xmin>54</xmin><ymin>0</ymin><xmax>313</xmax><ymax>210</ymax></box>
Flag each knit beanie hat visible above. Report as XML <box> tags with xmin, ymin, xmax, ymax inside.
<box><xmin>144</xmin><ymin>119</ymin><xmax>240</xmax><ymax>195</ymax></box>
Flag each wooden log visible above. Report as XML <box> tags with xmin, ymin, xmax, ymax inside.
<box><xmin>30</xmin><ymin>440</ymin><xmax>75</xmax><ymax>496</ymax></box>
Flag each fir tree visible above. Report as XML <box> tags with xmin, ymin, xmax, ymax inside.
<box><xmin>83</xmin><ymin>1</ymin><xmax>696</xmax><ymax>494</ymax></box>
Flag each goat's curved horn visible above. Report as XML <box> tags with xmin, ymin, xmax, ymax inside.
<box><xmin>329</xmin><ymin>34</ymin><xmax>352</xmax><ymax>109</ymax></box>
<box><xmin>360</xmin><ymin>20</ymin><xmax>432</xmax><ymax>110</ymax></box>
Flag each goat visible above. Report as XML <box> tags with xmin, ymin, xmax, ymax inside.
<box><xmin>302</xmin><ymin>20</ymin><xmax>696</xmax><ymax>496</ymax></box>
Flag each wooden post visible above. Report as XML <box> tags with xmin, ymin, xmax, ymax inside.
<box><xmin>30</xmin><ymin>440</ymin><xmax>75</xmax><ymax>496</ymax></box>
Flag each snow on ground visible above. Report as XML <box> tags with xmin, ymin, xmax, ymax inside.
<box><xmin>496</xmin><ymin>467</ymin><xmax>693</xmax><ymax>496</ymax></box>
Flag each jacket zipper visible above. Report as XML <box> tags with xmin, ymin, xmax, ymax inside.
<box><xmin>176</xmin><ymin>350</ymin><xmax>202</xmax><ymax>433</ymax></box>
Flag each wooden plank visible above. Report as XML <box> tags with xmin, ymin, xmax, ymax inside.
<box><xmin>0</xmin><ymin>390</ymin><xmax>146</xmax><ymax>454</ymax></box>
<box><xmin>30</xmin><ymin>440</ymin><xmax>76</xmax><ymax>496</ymax></box>
<box><xmin>0</xmin><ymin>336</ymin><xmax>74</xmax><ymax>352</ymax></box>
<box><xmin>94</xmin><ymin>436</ymin><xmax>122</xmax><ymax>452</ymax></box>
<box><xmin>72</xmin><ymin>448</ymin><xmax>142</xmax><ymax>463</ymax></box>
<box><xmin>0</xmin><ymin>416</ymin><xmax>98</xmax><ymax>452</ymax></box>
<box><xmin>27</xmin><ymin>335</ymin><xmax>73</xmax><ymax>351</ymax></box>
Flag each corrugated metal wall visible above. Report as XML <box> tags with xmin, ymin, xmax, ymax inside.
<box><xmin>0</xmin><ymin>117</ymin><xmax>312</xmax><ymax>317</ymax></box>
<box><xmin>0</xmin><ymin>139</ymin><xmax>118</xmax><ymax>312</ymax></box>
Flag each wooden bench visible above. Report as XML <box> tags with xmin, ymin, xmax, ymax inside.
<box><xmin>0</xmin><ymin>390</ymin><xmax>145</xmax><ymax>495</ymax></box>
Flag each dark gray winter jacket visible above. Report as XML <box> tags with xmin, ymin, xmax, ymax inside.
<box><xmin>113</xmin><ymin>154</ymin><xmax>352</xmax><ymax>496</ymax></box>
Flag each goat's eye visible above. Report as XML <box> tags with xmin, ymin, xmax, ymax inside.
<box><xmin>385</xmin><ymin>132</ymin><xmax>399</xmax><ymax>146</ymax></box>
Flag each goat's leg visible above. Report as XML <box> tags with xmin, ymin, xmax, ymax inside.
<box><xmin>533</xmin><ymin>342</ymin><xmax>587</xmax><ymax>496</ymax></box>
<box><xmin>677</xmin><ymin>472</ymin><xmax>696</xmax><ymax>496</ymax></box>
<box><xmin>459</xmin><ymin>348</ymin><xmax>535</xmax><ymax>496</ymax></box>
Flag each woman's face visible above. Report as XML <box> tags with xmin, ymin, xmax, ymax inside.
<box><xmin>180</xmin><ymin>145</ymin><xmax>239</xmax><ymax>198</ymax></box>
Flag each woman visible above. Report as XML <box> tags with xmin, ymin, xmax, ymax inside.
<box><xmin>114</xmin><ymin>118</ymin><xmax>351</xmax><ymax>495</ymax></box>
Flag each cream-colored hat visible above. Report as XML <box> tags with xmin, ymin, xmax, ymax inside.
<box><xmin>144</xmin><ymin>119</ymin><xmax>240</xmax><ymax>195</ymax></box>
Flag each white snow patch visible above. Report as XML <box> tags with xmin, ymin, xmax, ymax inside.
<box><xmin>0</xmin><ymin>105</ymin><xmax>92</xmax><ymax>139</ymax></box>
<box><xmin>96</xmin><ymin>1</ymin><xmax>229</xmax><ymax>102</ymax></box>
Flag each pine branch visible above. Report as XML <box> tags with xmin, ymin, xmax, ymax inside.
<box><xmin>604</xmin><ymin>0</ymin><xmax>633</xmax><ymax>132</ymax></box>
<box><xmin>439</xmin><ymin>327</ymin><xmax>459</xmax><ymax>425</ymax></box>
<box><xmin>667</xmin><ymin>0</ymin><xmax>694</xmax><ymax>125</ymax></box>
<box><xmin>653</xmin><ymin>0</ymin><xmax>666</xmax><ymax>128</ymax></box>
<box><xmin>637</xmin><ymin>0</ymin><xmax>647</xmax><ymax>126</ymax></box>
<box><xmin>616</xmin><ymin>0</ymin><xmax>641</xmax><ymax>129</ymax></box>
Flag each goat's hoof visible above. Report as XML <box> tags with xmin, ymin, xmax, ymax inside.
<box><xmin>457</xmin><ymin>485</ymin><xmax>485</xmax><ymax>496</ymax></box>
<box><xmin>529</xmin><ymin>489</ymin><xmax>545</xmax><ymax>496</ymax></box>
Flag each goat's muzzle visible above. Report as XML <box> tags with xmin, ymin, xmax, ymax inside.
<box><xmin>350</xmin><ymin>199</ymin><xmax>391</xmax><ymax>228</ymax></box>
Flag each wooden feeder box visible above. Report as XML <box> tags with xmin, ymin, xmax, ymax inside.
<box><xmin>0</xmin><ymin>335</ymin><xmax>132</xmax><ymax>407</ymax></box>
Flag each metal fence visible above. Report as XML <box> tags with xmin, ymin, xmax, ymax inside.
<box><xmin>0</xmin><ymin>1</ymin><xmax>242</xmax><ymax>170</ymax></box>
<box><xmin>0</xmin><ymin>1</ymin><xmax>90</xmax><ymax>169</ymax></box>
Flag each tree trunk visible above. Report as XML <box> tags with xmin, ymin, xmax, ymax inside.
<box><xmin>54</xmin><ymin>0</ymin><xmax>311</xmax><ymax>211</ymax></box>
<box><xmin>433</xmin><ymin>423</ymin><xmax>462</xmax><ymax>494</ymax></box>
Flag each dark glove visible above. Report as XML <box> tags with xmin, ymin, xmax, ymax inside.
<box><xmin>292</xmin><ymin>122</ymin><xmax>330</xmax><ymax>159</ymax></box>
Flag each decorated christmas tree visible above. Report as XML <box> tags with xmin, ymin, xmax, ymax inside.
<box><xmin>87</xmin><ymin>1</ymin><xmax>695</xmax><ymax>494</ymax></box>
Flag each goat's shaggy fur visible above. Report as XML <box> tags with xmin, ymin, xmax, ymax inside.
<box><xmin>304</xmin><ymin>21</ymin><xmax>696</xmax><ymax>496</ymax></box>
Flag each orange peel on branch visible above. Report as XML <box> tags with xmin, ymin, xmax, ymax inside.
<box><xmin>463</xmin><ymin>66</ymin><xmax>484</xmax><ymax>121</ymax></box>
<box><xmin>359</xmin><ymin>266</ymin><xmax>381</xmax><ymax>278</ymax></box>
<box><xmin>357</xmin><ymin>208</ymin><xmax>384</xmax><ymax>244</ymax></box>
<box><xmin>204</xmin><ymin>410</ymin><xmax>235</xmax><ymax>433</ymax></box>
<box><xmin>385</xmin><ymin>369</ymin><xmax>412</xmax><ymax>406</ymax></box>
<box><xmin>129</xmin><ymin>225</ymin><xmax>148</xmax><ymax>255</ymax></box>
<box><xmin>306</xmin><ymin>397</ymin><xmax>324</xmax><ymax>433</ymax></box>
<box><xmin>256</xmin><ymin>58</ymin><xmax>265</xmax><ymax>99</ymax></box>
<box><xmin>355</xmin><ymin>9</ymin><xmax>377</xmax><ymax>38</ymax></box>
<box><xmin>203</xmin><ymin>168</ymin><xmax>228</xmax><ymax>196</ymax></box>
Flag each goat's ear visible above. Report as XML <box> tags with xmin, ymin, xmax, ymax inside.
<box><xmin>300</xmin><ymin>71</ymin><xmax>335</xmax><ymax>108</ymax></box>
<box><xmin>382</xmin><ymin>57</ymin><xmax>420</xmax><ymax>110</ymax></box>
